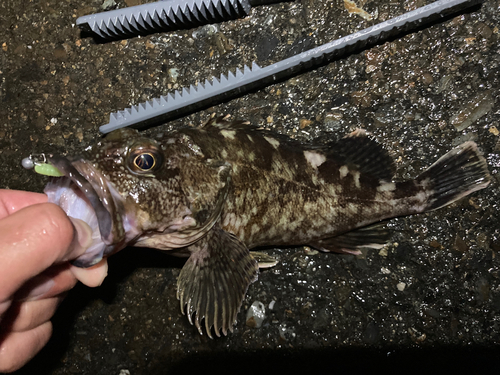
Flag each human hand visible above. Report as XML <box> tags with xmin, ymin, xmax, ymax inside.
<box><xmin>0</xmin><ymin>189</ymin><xmax>108</xmax><ymax>372</ymax></box>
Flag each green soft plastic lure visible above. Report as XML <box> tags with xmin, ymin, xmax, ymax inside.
<box><xmin>34</xmin><ymin>163</ymin><xmax>64</xmax><ymax>177</ymax></box>
<box><xmin>22</xmin><ymin>154</ymin><xmax>64</xmax><ymax>177</ymax></box>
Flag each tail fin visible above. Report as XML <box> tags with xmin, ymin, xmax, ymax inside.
<box><xmin>416</xmin><ymin>142</ymin><xmax>491</xmax><ymax>211</ymax></box>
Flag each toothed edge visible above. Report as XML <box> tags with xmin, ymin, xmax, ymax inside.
<box><xmin>77</xmin><ymin>0</ymin><xmax>252</xmax><ymax>40</ymax></box>
<box><xmin>101</xmin><ymin>62</ymin><xmax>263</xmax><ymax>132</ymax></box>
<box><xmin>101</xmin><ymin>0</ymin><xmax>480</xmax><ymax>133</ymax></box>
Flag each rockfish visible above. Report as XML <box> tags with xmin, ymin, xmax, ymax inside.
<box><xmin>44</xmin><ymin>116</ymin><xmax>491</xmax><ymax>338</ymax></box>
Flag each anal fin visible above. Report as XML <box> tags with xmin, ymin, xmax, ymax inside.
<box><xmin>176</xmin><ymin>226</ymin><xmax>258</xmax><ymax>338</ymax></box>
<box><xmin>310</xmin><ymin>222</ymin><xmax>391</xmax><ymax>255</ymax></box>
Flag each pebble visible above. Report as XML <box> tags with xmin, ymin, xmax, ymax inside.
<box><xmin>168</xmin><ymin>68</ymin><xmax>179</xmax><ymax>83</ymax></box>
<box><xmin>101</xmin><ymin>0</ymin><xmax>116</xmax><ymax>10</ymax></box>
<box><xmin>278</xmin><ymin>323</ymin><xmax>296</xmax><ymax>340</ymax></box>
<box><xmin>378</xmin><ymin>248</ymin><xmax>388</xmax><ymax>257</ymax></box>
<box><xmin>450</xmin><ymin>91</ymin><xmax>494</xmax><ymax>131</ymax></box>
<box><xmin>476</xmin><ymin>278</ymin><xmax>490</xmax><ymax>303</ymax></box>
<box><xmin>453</xmin><ymin>235</ymin><xmax>468</xmax><ymax>253</ymax></box>
<box><xmin>344</xmin><ymin>0</ymin><xmax>372</xmax><ymax>20</ymax></box>
<box><xmin>381</xmin><ymin>267</ymin><xmax>391</xmax><ymax>275</ymax></box>
<box><xmin>299</xmin><ymin>119</ymin><xmax>312</xmax><ymax>129</ymax></box>
<box><xmin>246</xmin><ymin>301</ymin><xmax>266</xmax><ymax>328</ymax></box>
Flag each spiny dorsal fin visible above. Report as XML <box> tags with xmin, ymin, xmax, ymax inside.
<box><xmin>327</xmin><ymin>129</ymin><xmax>395</xmax><ymax>182</ymax></box>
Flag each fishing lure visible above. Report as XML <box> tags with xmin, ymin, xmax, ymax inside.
<box><xmin>22</xmin><ymin>154</ymin><xmax>64</xmax><ymax>177</ymax></box>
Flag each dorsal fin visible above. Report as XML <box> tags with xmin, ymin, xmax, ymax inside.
<box><xmin>326</xmin><ymin>129</ymin><xmax>395</xmax><ymax>181</ymax></box>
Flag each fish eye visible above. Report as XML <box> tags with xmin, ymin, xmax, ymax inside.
<box><xmin>134</xmin><ymin>153</ymin><xmax>155</xmax><ymax>170</ymax></box>
<box><xmin>128</xmin><ymin>148</ymin><xmax>161</xmax><ymax>174</ymax></box>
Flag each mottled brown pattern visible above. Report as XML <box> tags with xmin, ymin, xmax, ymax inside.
<box><xmin>56</xmin><ymin>117</ymin><xmax>490</xmax><ymax>338</ymax></box>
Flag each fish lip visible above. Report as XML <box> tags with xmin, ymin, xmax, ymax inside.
<box><xmin>48</xmin><ymin>155</ymin><xmax>117</xmax><ymax>244</ymax></box>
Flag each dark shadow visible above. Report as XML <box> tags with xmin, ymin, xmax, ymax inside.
<box><xmin>12</xmin><ymin>247</ymin><xmax>185</xmax><ymax>375</ymax></box>
<box><xmin>162</xmin><ymin>345</ymin><xmax>500</xmax><ymax>375</ymax></box>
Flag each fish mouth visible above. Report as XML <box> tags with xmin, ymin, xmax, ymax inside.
<box><xmin>45</xmin><ymin>155</ymin><xmax>134</xmax><ymax>268</ymax></box>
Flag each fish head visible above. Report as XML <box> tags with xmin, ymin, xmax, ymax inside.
<box><xmin>45</xmin><ymin>128</ymin><xmax>206</xmax><ymax>268</ymax></box>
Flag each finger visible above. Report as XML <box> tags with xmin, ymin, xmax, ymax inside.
<box><xmin>0</xmin><ymin>190</ymin><xmax>47</xmax><ymax>218</ymax></box>
<box><xmin>70</xmin><ymin>258</ymin><xmax>108</xmax><ymax>288</ymax></box>
<box><xmin>0</xmin><ymin>321</ymin><xmax>52</xmax><ymax>373</ymax></box>
<box><xmin>15</xmin><ymin>263</ymin><xmax>77</xmax><ymax>302</ymax></box>
<box><xmin>0</xmin><ymin>203</ymin><xmax>91</xmax><ymax>303</ymax></box>
<box><xmin>1</xmin><ymin>296</ymin><xmax>64</xmax><ymax>333</ymax></box>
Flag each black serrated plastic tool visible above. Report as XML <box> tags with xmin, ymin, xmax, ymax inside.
<box><xmin>99</xmin><ymin>0</ymin><xmax>481</xmax><ymax>133</ymax></box>
<box><xmin>77</xmin><ymin>0</ymin><xmax>283</xmax><ymax>40</ymax></box>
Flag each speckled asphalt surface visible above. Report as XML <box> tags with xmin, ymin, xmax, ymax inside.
<box><xmin>1</xmin><ymin>0</ymin><xmax>500</xmax><ymax>374</ymax></box>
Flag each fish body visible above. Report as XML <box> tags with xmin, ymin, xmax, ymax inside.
<box><xmin>45</xmin><ymin>117</ymin><xmax>491</xmax><ymax>337</ymax></box>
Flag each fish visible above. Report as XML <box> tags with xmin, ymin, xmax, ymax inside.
<box><xmin>44</xmin><ymin>116</ymin><xmax>491</xmax><ymax>338</ymax></box>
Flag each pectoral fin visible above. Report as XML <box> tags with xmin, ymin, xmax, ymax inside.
<box><xmin>167</xmin><ymin>161</ymin><xmax>232</xmax><ymax>248</ymax></box>
<box><xmin>177</xmin><ymin>226</ymin><xmax>258</xmax><ymax>338</ymax></box>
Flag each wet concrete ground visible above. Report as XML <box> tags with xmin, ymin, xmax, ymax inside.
<box><xmin>1</xmin><ymin>0</ymin><xmax>500</xmax><ymax>373</ymax></box>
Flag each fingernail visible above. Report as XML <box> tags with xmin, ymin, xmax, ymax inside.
<box><xmin>19</xmin><ymin>276</ymin><xmax>55</xmax><ymax>301</ymax></box>
<box><xmin>0</xmin><ymin>300</ymin><xmax>12</xmax><ymax>316</ymax></box>
<box><xmin>71</xmin><ymin>259</ymin><xmax>108</xmax><ymax>287</ymax></box>
<box><xmin>66</xmin><ymin>217</ymin><xmax>93</xmax><ymax>260</ymax></box>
